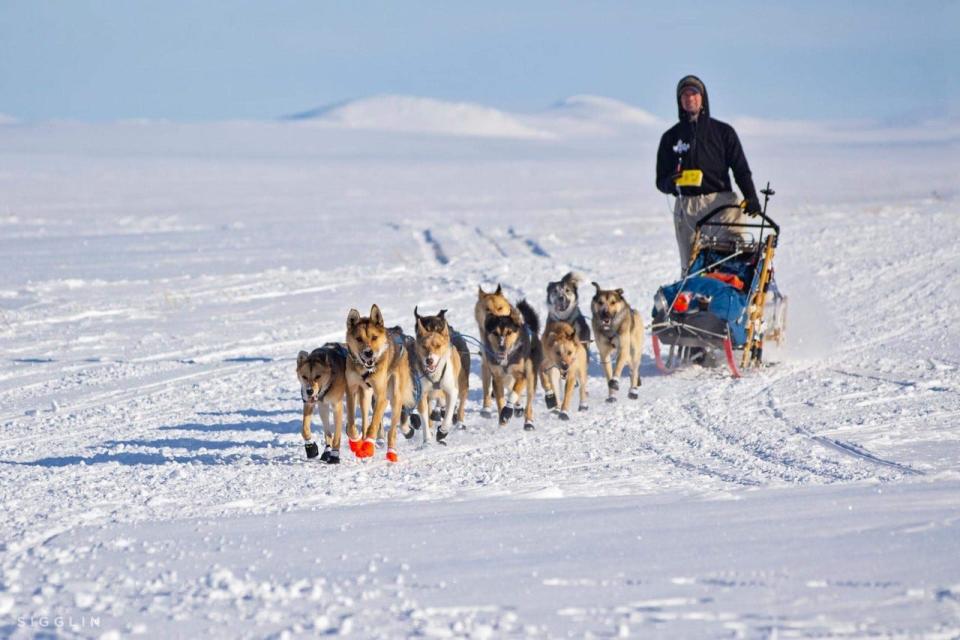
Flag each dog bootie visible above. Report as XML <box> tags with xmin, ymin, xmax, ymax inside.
<box><xmin>436</xmin><ymin>426</ymin><xmax>448</xmax><ymax>444</ymax></box>
<box><xmin>349</xmin><ymin>438</ymin><xmax>362</xmax><ymax>455</ymax></box>
<box><xmin>523</xmin><ymin>422</ymin><xmax>535</xmax><ymax>431</ymax></box>
<box><xmin>608</xmin><ymin>379</ymin><xmax>620</xmax><ymax>391</ymax></box>
<box><xmin>359</xmin><ymin>439</ymin><xmax>375</xmax><ymax>458</ymax></box>
<box><xmin>499</xmin><ymin>405</ymin><xmax>513</xmax><ymax>425</ymax></box>
<box><xmin>558</xmin><ymin>411</ymin><xmax>570</xmax><ymax>421</ymax></box>
<box><xmin>319</xmin><ymin>445</ymin><xmax>333</xmax><ymax>462</ymax></box>
<box><xmin>304</xmin><ymin>441</ymin><xmax>320</xmax><ymax>459</ymax></box>
<box><xmin>544</xmin><ymin>392</ymin><xmax>557</xmax><ymax>410</ymax></box>
<box><xmin>628</xmin><ymin>387</ymin><xmax>639</xmax><ymax>400</ymax></box>
<box><xmin>386</xmin><ymin>448</ymin><xmax>398</xmax><ymax>463</ymax></box>
<box><xmin>325</xmin><ymin>449</ymin><xmax>340</xmax><ymax>465</ymax></box>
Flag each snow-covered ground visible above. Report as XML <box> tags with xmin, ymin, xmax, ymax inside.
<box><xmin>1</xmin><ymin>97</ymin><xmax>958</xmax><ymax>638</ymax></box>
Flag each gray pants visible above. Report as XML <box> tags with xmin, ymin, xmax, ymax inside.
<box><xmin>673</xmin><ymin>191</ymin><xmax>746</xmax><ymax>274</ymax></box>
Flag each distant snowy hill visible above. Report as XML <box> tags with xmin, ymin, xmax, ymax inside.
<box><xmin>0</xmin><ymin>113</ymin><xmax>18</xmax><ymax>125</ymax></box>
<box><xmin>283</xmin><ymin>94</ymin><xmax>668</xmax><ymax>140</ymax></box>
<box><xmin>283</xmin><ymin>94</ymin><xmax>554</xmax><ymax>140</ymax></box>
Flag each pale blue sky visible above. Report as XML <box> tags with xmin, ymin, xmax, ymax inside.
<box><xmin>1</xmin><ymin>0</ymin><xmax>956</xmax><ymax>122</ymax></box>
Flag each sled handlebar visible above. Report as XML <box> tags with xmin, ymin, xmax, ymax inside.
<box><xmin>696</xmin><ymin>204</ymin><xmax>780</xmax><ymax>236</ymax></box>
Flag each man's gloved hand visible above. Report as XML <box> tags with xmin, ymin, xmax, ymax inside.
<box><xmin>657</xmin><ymin>172</ymin><xmax>683</xmax><ymax>194</ymax></box>
<box><xmin>743</xmin><ymin>197</ymin><xmax>763</xmax><ymax>217</ymax></box>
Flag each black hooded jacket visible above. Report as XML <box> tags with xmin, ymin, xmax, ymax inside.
<box><xmin>655</xmin><ymin>77</ymin><xmax>758</xmax><ymax>206</ymax></box>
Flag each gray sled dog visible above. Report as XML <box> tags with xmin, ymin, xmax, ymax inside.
<box><xmin>546</xmin><ymin>272</ymin><xmax>591</xmax><ymax>344</ymax></box>
<box><xmin>590</xmin><ymin>282</ymin><xmax>644</xmax><ymax>402</ymax></box>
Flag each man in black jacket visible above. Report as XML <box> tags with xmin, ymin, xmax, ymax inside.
<box><xmin>656</xmin><ymin>75</ymin><xmax>761</xmax><ymax>274</ymax></box>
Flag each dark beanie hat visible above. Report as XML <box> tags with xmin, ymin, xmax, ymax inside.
<box><xmin>677</xmin><ymin>75</ymin><xmax>706</xmax><ymax>98</ymax></box>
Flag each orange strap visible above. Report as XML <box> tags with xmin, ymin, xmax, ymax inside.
<box><xmin>704</xmin><ymin>272</ymin><xmax>745</xmax><ymax>290</ymax></box>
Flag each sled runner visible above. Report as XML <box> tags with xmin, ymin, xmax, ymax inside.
<box><xmin>651</xmin><ymin>184</ymin><xmax>787</xmax><ymax>378</ymax></box>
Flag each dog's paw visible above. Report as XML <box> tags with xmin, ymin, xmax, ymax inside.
<box><xmin>430</xmin><ymin>408</ymin><xmax>442</xmax><ymax>422</ymax></box>
<box><xmin>544</xmin><ymin>392</ymin><xmax>557</xmax><ymax>410</ymax></box>
<box><xmin>513</xmin><ymin>403</ymin><xmax>524</xmax><ymax>420</ymax></box>
<box><xmin>304</xmin><ymin>441</ymin><xmax>320</xmax><ymax>459</ymax></box>
<box><xmin>628</xmin><ymin>387</ymin><xmax>639</xmax><ymax>400</ymax></box>
<box><xmin>498</xmin><ymin>405</ymin><xmax>513</xmax><ymax>425</ymax></box>
<box><xmin>608</xmin><ymin>379</ymin><xmax>620</xmax><ymax>391</ymax></box>
<box><xmin>578</xmin><ymin>404</ymin><xmax>589</xmax><ymax>412</ymax></box>
<box><xmin>402</xmin><ymin>425</ymin><xmax>416</xmax><ymax>440</ymax></box>
<box><xmin>409</xmin><ymin>413</ymin><xmax>422</xmax><ymax>430</ymax></box>
<box><xmin>375</xmin><ymin>438</ymin><xmax>386</xmax><ymax>449</ymax></box>
<box><xmin>436</xmin><ymin>427</ymin><xmax>448</xmax><ymax>444</ymax></box>
<box><xmin>323</xmin><ymin>450</ymin><xmax>340</xmax><ymax>465</ymax></box>
<box><xmin>480</xmin><ymin>407</ymin><xmax>493</xmax><ymax>419</ymax></box>
<box><xmin>386</xmin><ymin>449</ymin><xmax>398</xmax><ymax>463</ymax></box>
<box><xmin>348</xmin><ymin>438</ymin><xmax>362</xmax><ymax>455</ymax></box>
<box><xmin>523</xmin><ymin>422</ymin><xmax>535</xmax><ymax>431</ymax></box>
<box><xmin>605</xmin><ymin>396</ymin><xmax>618</xmax><ymax>404</ymax></box>
<box><xmin>319</xmin><ymin>445</ymin><xmax>332</xmax><ymax>462</ymax></box>
<box><xmin>558</xmin><ymin>411</ymin><xmax>570</xmax><ymax>421</ymax></box>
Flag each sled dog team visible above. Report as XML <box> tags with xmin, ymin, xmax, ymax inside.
<box><xmin>296</xmin><ymin>273</ymin><xmax>644</xmax><ymax>464</ymax></box>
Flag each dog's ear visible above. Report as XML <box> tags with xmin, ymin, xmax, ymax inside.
<box><xmin>495</xmin><ymin>283</ymin><xmax>503</xmax><ymax>295</ymax></box>
<box><xmin>347</xmin><ymin>309</ymin><xmax>360</xmax><ymax>328</ymax></box>
<box><xmin>415</xmin><ymin>309</ymin><xmax>427</xmax><ymax>335</ymax></box>
<box><xmin>510</xmin><ymin>307</ymin><xmax>523</xmax><ymax>326</ymax></box>
<box><xmin>592</xmin><ymin>281</ymin><xmax>602</xmax><ymax>295</ymax></box>
<box><xmin>561</xmin><ymin>323</ymin><xmax>576</xmax><ymax>340</ymax></box>
<box><xmin>616</xmin><ymin>288</ymin><xmax>624</xmax><ymax>298</ymax></box>
<box><xmin>414</xmin><ymin>305</ymin><xmax>421</xmax><ymax>321</ymax></box>
<box><xmin>316</xmin><ymin>349</ymin><xmax>329</xmax><ymax>365</ymax></box>
<box><xmin>478</xmin><ymin>285</ymin><xmax>487</xmax><ymax>296</ymax></box>
<box><xmin>370</xmin><ymin>304</ymin><xmax>384</xmax><ymax>327</ymax></box>
<box><xmin>438</xmin><ymin>308</ymin><xmax>448</xmax><ymax>321</ymax></box>
<box><xmin>297</xmin><ymin>350</ymin><xmax>309</xmax><ymax>367</ymax></box>
<box><xmin>563</xmin><ymin>271</ymin><xmax>582</xmax><ymax>290</ymax></box>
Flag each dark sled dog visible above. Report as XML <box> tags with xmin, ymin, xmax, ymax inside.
<box><xmin>483</xmin><ymin>299</ymin><xmax>543</xmax><ymax>431</ymax></box>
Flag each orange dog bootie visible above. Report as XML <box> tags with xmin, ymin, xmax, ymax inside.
<box><xmin>386</xmin><ymin>448</ymin><xmax>398</xmax><ymax>463</ymax></box>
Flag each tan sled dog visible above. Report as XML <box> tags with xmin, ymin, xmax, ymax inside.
<box><xmin>412</xmin><ymin>307</ymin><xmax>470</xmax><ymax>445</ymax></box>
<box><xmin>483</xmin><ymin>299</ymin><xmax>543</xmax><ymax>431</ymax></box>
<box><xmin>591</xmin><ymin>282</ymin><xmax>644</xmax><ymax>402</ymax></box>
<box><xmin>539</xmin><ymin>321</ymin><xmax>589</xmax><ymax>419</ymax></box>
<box><xmin>475</xmin><ymin>284</ymin><xmax>512</xmax><ymax>417</ymax></box>
<box><xmin>296</xmin><ymin>344</ymin><xmax>357</xmax><ymax>464</ymax></box>
<box><xmin>345</xmin><ymin>305</ymin><xmax>416</xmax><ymax>462</ymax></box>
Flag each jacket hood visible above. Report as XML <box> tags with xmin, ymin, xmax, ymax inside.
<box><xmin>676</xmin><ymin>75</ymin><xmax>710</xmax><ymax>120</ymax></box>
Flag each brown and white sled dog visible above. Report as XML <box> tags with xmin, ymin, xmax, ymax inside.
<box><xmin>591</xmin><ymin>282</ymin><xmax>644</xmax><ymax>402</ymax></box>
<box><xmin>345</xmin><ymin>305</ymin><xmax>416</xmax><ymax>462</ymax></box>
<box><xmin>296</xmin><ymin>343</ymin><xmax>357</xmax><ymax>464</ymax></box>
<box><xmin>546</xmin><ymin>272</ymin><xmax>591</xmax><ymax>345</ymax></box>
<box><xmin>539</xmin><ymin>321</ymin><xmax>589</xmax><ymax>419</ymax></box>
<box><xmin>475</xmin><ymin>284</ymin><xmax>512</xmax><ymax>418</ymax></box>
<box><xmin>483</xmin><ymin>299</ymin><xmax>543</xmax><ymax>430</ymax></box>
<box><xmin>412</xmin><ymin>307</ymin><xmax>470</xmax><ymax>445</ymax></box>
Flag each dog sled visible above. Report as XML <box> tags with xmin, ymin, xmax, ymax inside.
<box><xmin>650</xmin><ymin>184</ymin><xmax>787</xmax><ymax>378</ymax></box>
